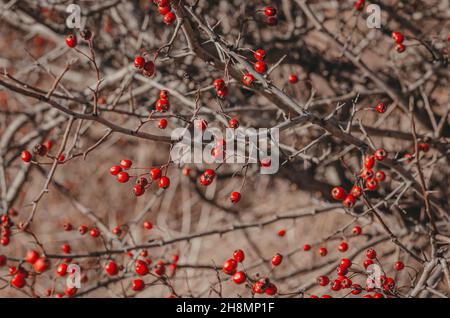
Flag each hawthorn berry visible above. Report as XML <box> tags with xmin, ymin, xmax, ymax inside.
<box><xmin>199</xmin><ymin>169</ymin><xmax>216</xmax><ymax>186</ymax></box>
<box><xmin>232</xmin><ymin>271</ymin><xmax>246</xmax><ymax>284</ymax></box>
<box><xmin>337</xmin><ymin>266</ymin><xmax>348</xmax><ymax>276</ymax></box>
<box><xmin>331</xmin><ymin>186</ymin><xmax>346</xmax><ymax>200</ymax></box>
<box><xmin>143</xmin><ymin>61</ymin><xmax>155</xmax><ymax>77</ymax></box>
<box><xmin>318</xmin><ymin>275</ymin><xmax>330</xmax><ymax>286</ymax></box>
<box><xmin>132</xmin><ymin>279</ymin><xmax>145</xmax><ymax>291</ymax></box>
<box><xmin>229</xmin><ymin>191</ymin><xmax>241</xmax><ymax>203</ymax></box>
<box><xmin>20</xmin><ymin>150</ymin><xmax>31</xmax><ymax>163</ymax></box>
<box><xmin>133</xmin><ymin>184</ymin><xmax>145</xmax><ymax>196</ymax></box>
<box><xmin>375</xmin><ymin>171</ymin><xmax>386</xmax><ymax>182</ymax></box>
<box><xmin>350</xmin><ymin>185</ymin><xmax>362</xmax><ymax>198</ymax></box>
<box><xmin>156</xmin><ymin>98</ymin><xmax>170</xmax><ymax>112</ymax></box>
<box><xmin>364</xmin><ymin>155</ymin><xmax>375</xmax><ymax>169</ymax></box>
<box><xmin>158</xmin><ymin>118</ymin><xmax>168</xmax><ymax>129</ymax></box>
<box><xmin>394</xmin><ymin>261</ymin><xmax>404</xmax><ymax>271</ymax></box>
<box><xmin>223</xmin><ymin>258</ymin><xmax>237</xmax><ymax>275</ymax></box>
<box><xmin>90</xmin><ymin>227</ymin><xmax>100</xmax><ymax>238</ymax></box>
<box><xmin>340</xmin><ymin>258</ymin><xmax>352</xmax><ymax>269</ymax></box>
<box><xmin>338</xmin><ymin>242</ymin><xmax>348</xmax><ymax>252</ymax></box>
<box><xmin>343</xmin><ymin>195</ymin><xmax>356</xmax><ymax>209</ymax></box>
<box><xmin>254</xmin><ymin>61</ymin><xmax>267</xmax><ymax>74</ymax></box>
<box><xmin>78</xmin><ymin>225</ymin><xmax>88</xmax><ymax>235</ymax></box>
<box><xmin>56</xmin><ymin>263</ymin><xmax>68</xmax><ymax>276</ymax></box>
<box><xmin>213</xmin><ymin>79</ymin><xmax>225</xmax><ymax>90</ymax></box>
<box><xmin>117</xmin><ymin>171</ymin><xmax>130</xmax><ymax>183</ymax></box>
<box><xmin>34</xmin><ymin>143</ymin><xmax>47</xmax><ymax>156</ymax></box>
<box><xmin>159</xmin><ymin>176</ymin><xmax>170</xmax><ymax>189</ymax></box>
<box><xmin>351</xmin><ymin>284</ymin><xmax>362</xmax><ymax>295</ymax></box>
<box><xmin>418</xmin><ymin>142</ymin><xmax>430</xmax><ymax>153</ymax></box>
<box><xmin>363</xmin><ymin>259</ymin><xmax>374</xmax><ymax>269</ymax></box>
<box><xmin>33</xmin><ymin>257</ymin><xmax>49</xmax><ymax>273</ymax></box>
<box><xmin>243</xmin><ymin>73</ymin><xmax>255</xmax><ymax>86</ymax></box>
<box><xmin>62</xmin><ymin>244</ymin><xmax>71</xmax><ymax>254</ymax></box>
<box><xmin>65</xmin><ymin>34</ymin><xmax>77</xmax><ymax>48</ymax></box>
<box><xmin>150</xmin><ymin>168</ymin><xmax>162</xmax><ymax>180</ymax></box>
<box><xmin>361</xmin><ymin>168</ymin><xmax>374</xmax><ymax>180</ymax></box>
<box><xmin>143</xmin><ymin>221</ymin><xmax>152</xmax><ymax>230</ymax></box>
<box><xmin>278</xmin><ymin>229</ymin><xmax>286</xmax><ymax>237</ymax></box>
<box><xmin>136</xmin><ymin>177</ymin><xmax>148</xmax><ymax>187</ymax></box>
<box><xmin>288</xmin><ymin>74</ymin><xmax>299</xmax><ymax>84</ymax></box>
<box><xmin>65</xmin><ymin>287</ymin><xmax>77</xmax><ymax>297</ymax></box>
<box><xmin>352</xmin><ymin>226</ymin><xmax>362</xmax><ymax>235</ymax></box>
<box><xmin>163</xmin><ymin>12</ymin><xmax>176</xmax><ymax>25</ymax></box>
<box><xmin>341</xmin><ymin>277</ymin><xmax>352</xmax><ymax>288</ymax></box>
<box><xmin>318</xmin><ymin>247</ymin><xmax>328</xmax><ymax>257</ymax></box>
<box><xmin>391</xmin><ymin>31</ymin><xmax>404</xmax><ymax>44</ymax></box>
<box><xmin>331</xmin><ymin>279</ymin><xmax>342</xmax><ymax>291</ymax></box>
<box><xmin>110</xmin><ymin>165</ymin><xmax>122</xmax><ymax>176</ymax></box>
<box><xmin>253</xmin><ymin>49</ymin><xmax>266</xmax><ymax>61</ymax></box>
<box><xmin>25</xmin><ymin>250</ymin><xmax>39</xmax><ymax>264</ymax></box>
<box><xmin>228</xmin><ymin>119</ymin><xmax>239</xmax><ymax>129</ymax></box>
<box><xmin>216</xmin><ymin>87</ymin><xmax>228</xmax><ymax>99</ymax></box>
<box><xmin>154</xmin><ymin>261</ymin><xmax>166</xmax><ymax>276</ymax></box>
<box><xmin>120</xmin><ymin>159</ymin><xmax>132</xmax><ymax>169</ymax></box>
<box><xmin>233</xmin><ymin>249</ymin><xmax>245</xmax><ymax>263</ymax></box>
<box><xmin>134</xmin><ymin>56</ymin><xmax>145</xmax><ymax>69</ymax></box>
<box><xmin>366</xmin><ymin>248</ymin><xmax>377</xmax><ymax>259</ymax></box>
<box><xmin>303</xmin><ymin>244</ymin><xmax>311</xmax><ymax>251</ymax></box>
<box><xmin>252</xmin><ymin>280</ymin><xmax>266</xmax><ymax>294</ymax></box>
<box><xmin>135</xmin><ymin>260</ymin><xmax>149</xmax><ymax>276</ymax></box>
<box><xmin>376</xmin><ymin>102</ymin><xmax>387</xmax><ymax>113</ymax></box>
<box><xmin>158</xmin><ymin>5</ymin><xmax>171</xmax><ymax>15</ymax></box>
<box><xmin>265</xmin><ymin>283</ymin><xmax>277</xmax><ymax>296</ymax></box>
<box><xmin>10</xmin><ymin>273</ymin><xmax>26</xmax><ymax>288</ymax></box>
<box><xmin>374</xmin><ymin>148</ymin><xmax>387</xmax><ymax>161</ymax></box>
<box><xmin>366</xmin><ymin>178</ymin><xmax>378</xmax><ymax>191</ymax></box>
<box><xmin>271</xmin><ymin>253</ymin><xmax>283</xmax><ymax>266</ymax></box>
<box><xmin>264</xmin><ymin>6</ymin><xmax>277</xmax><ymax>17</ymax></box>
<box><xmin>105</xmin><ymin>261</ymin><xmax>119</xmax><ymax>276</ymax></box>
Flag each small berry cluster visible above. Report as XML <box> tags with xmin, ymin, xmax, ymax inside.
<box><xmin>0</xmin><ymin>215</ymin><xmax>12</xmax><ymax>246</ymax></box>
<box><xmin>331</xmin><ymin>148</ymin><xmax>387</xmax><ymax>209</ymax></box>
<box><xmin>262</xmin><ymin>6</ymin><xmax>278</xmax><ymax>26</ymax></box>
<box><xmin>65</xmin><ymin>29</ymin><xmax>92</xmax><ymax>49</ymax></box>
<box><xmin>154</xmin><ymin>89</ymin><xmax>170</xmax><ymax>129</ymax></box>
<box><xmin>109</xmin><ymin>159</ymin><xmax>170</xmax><ymax>196</ymax></box>
<box><xmin>134</xmin><ymin>55</ymin><xmax>155</xmax><ymax>77</ymax></box>
<box><xmin>152</xmin><ymin>0</ymin><xmax>176</xmax><ymax>25</ymax></box>
<box><xmin>213</xmin><ymin>78</ymin><xmax>228</xmax><ymax>99</ymax></box>
<box><xmin>392</xmin><ymin>31</ymin><xmax>406</xmax><ymax>53</ymax></box>
<box><xmin>253</xmin><ymin>49</ymin><xmax>268</xmax><ymax>74</ymax></box>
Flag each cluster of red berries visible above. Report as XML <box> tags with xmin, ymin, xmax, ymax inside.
<box><xmin>134</xmin><ymin>55</ymin><xmax>155</xmax><ymax>77</ymax></box>
<box><xmin>312</xmin><ymin>248</ymin><xmax>404</xmax><ymax>298</ymax></box>
<box><xmin>199</xmin><ymin>168</ymin><xmax>216</xmax><ymax>186</ymax></box>
<box><xmin>262</xmin><ymin>6</ymin><xmax>278</xmax><ymax>26</ymax></box>
<box><xmin>8</xmin><ymin>250</ymin><xmax>51</xmax><ymax>290</ymax></box>
<box><xmin>212</xmin><ymin>78</ymin><xmax>228</xmax><ymax>99</ymax></box>
<box><xmin>129</xmin><ymin>253</ymin><xmax>178</xmax><ymax>291</ymax></box>
<box><xmin>392</xmin><ymin>31</ymin><xmax>406</xmax><ymax>53</ymax></box>
<box><xmin>109</xmin><ymin>159</ymin><xmax>170</xmax><ymax>196</ymax></box>
<box><xmin>253</xmin><ymin>49</ymin><xmax>268</xmax><ymax>74</ymax></box>
<box><xmin>65</xmin><ymin>29</ymin><xmax>92</xmax><ymax>49</ymax></box>
<box><xmin>63</xmin><ymin>222</ymin><xmax>101</xmax><ymax>238</ymax></box>
<box><xmin>404</xmin><ymin>142</ymin><xmax>430</xmax><ymax>162</ymax></box>
<box><xmin>0</xmin><ymin>215</ymin><xmax>12</xmax><ymax>246</ymax></box>
<box><xmin>152</xmin><ymin>0</ymin><xmax>176</xmax><ymax>25</ymax></box>
<box><xmin>154</xmin><ymin>90</ymin><xmax>170</xmax><ymax>129</ymax></box>
<box><xmin>20</xmin><ymin>141</ymin><xmax>65</xmax><ymax>164</ymax></box>
<box><xmin>332</xmin><ymin>148</ymin><xmax>387</xmax><ymax>209</ymax></box>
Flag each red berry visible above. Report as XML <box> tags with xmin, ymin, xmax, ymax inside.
<box><xmin>271</xmin><ymin>253</ymin><xmax>283</xmax><ymax>266</ymax></box>
<box><xmin>158</xmin><ymin>5</ymin><xmax>171</xmax><ymax>15</ymax></box>
<box><xmin>375</xmin><ymin>171</ymin><xmax>386</xmax><ymax>182</ymax></box>
<box><xmin>78</xmin><ymin>225</ymin><xmax>88</xmax><ymax>235</ymax></box>
<box><xmin>350</xmin><ymin>185</ymin><xmax>362</xmax><ymax>198</ymax></box>
<box><xmin>33</xmin><ymin>257</ymin><xmax>49</xmax><ymax>273</ymax></box>
<box><xmin>229</xmin><ymin>191</ymin><xmax>241</xmax><ymax>203</ymax></box>
<box><xmin>163</xmin><ymin>11</ymin><xmax>176</xmax><ymax>25</ymax></box>
<box><xmin>120</xmin><ymin>159</ymin><xmax>132</xmax><ymax>169</ymax></box>
<box><xmin>25</xmin><ymin>250</ymin><xmax>40</xmax><ymax>264</ymax></box>
<box><xmin>155</xmin><ymin>98</ymin><xmax>170</xmax><ymax>112</ymax></box>
<box><xmin>303</xmin><ymin>244</ymin><xmax>311</xmax><ymax>251</ymax></box>
<box><xmin>56</xmin><ymin>263</ymin><xmax>68</xmax><ymax>277</ymax></box>
<box><xmin>132</xmin><ymin>279</ymin><xmax>145</xmax><ymax>291</ymax></box>
<box><xmin>331</xmin><ymin>279</ymin><xmax>342</xmax><ymax>291</ymax></box>
<box><xmin>396</xmin><ymin>43</ymin><xmax>406</xmax><ymax>53</ymax></box>
<box><xmin>143</xmin><ymin>61</ymin><xmax>155</xmax><ymax>77</ymax></box>
<box><xmin>223</xmin><ymin>258</ymin><xmax>237</xmax><ymax>275</ymax></box>
<box><xmin>20</xmin><ymin>150</ymin><xmax>31</xmax><ymax>163</ymax></box>
<box><xmin>374</xmin><ymin>148</ymin><xmax>387</xmax><ymax>161</ymax></box>
<box><xmin>331</xmin><ymin>186</ymin><xmax>346</xmax><ymax>200</ymax></box>
<box><xmin>199</xmin><ymin>169</ymin><xmax>215</xmax><ymax>186</ymax></box>
<box><xmin>343</xmin><ymin>195</ymin><xmax>356</xmax><ymax>209</ymax></box>
<box><xmin>352</xmin><ymin>226</ymin><xmax>362</xmax><ymax>235</ymax></box>
<box><xmin>242</xmin><ymin>73</ymin><xmax>255</xmax><ymax>86</ymax></box>
<box><xmin>376</xmin><ymin>102</ymin><xmax>387</xmax><ymax>113</ymax></box>
<box><xmin>228</xmin><ymin>119</ymin><xmax>239</xmax><ymax>129</ymax></box>
<box><xmin>232</xmin><ymin>271</ymin><xmax>246</xmax><ymax>284</ymax></box>
<box><xmin>65</xmin><ymin>34</ymin><xmax>77</xmax><ymax>48</ymax></box>
<box><xmin>117</xmin><ymin>171</ymin><xmax>130</xmax><ymax>183</ymax></box>
<box><xmin>216</xmin><ymin>87</ymin><xmax>228</xmax><ymax>99</ymax></box>
<box><xmin>134</xmin><ymin>56</ymin><xmax>145</xmax><ymax>69</ymax></box>
<box><xmin>90</xmin><ymin>227</ymin><xmax>100</xmax><ymax>238</ymax></box>
<box><xmin>62</xmin><ymin>244</ymin><xmax>71</xmax><ymax>254</ymax></box>
<box><xmin>391</xmin><ymin>31</ymin><xmax>404</xmax><ymax>44</ymax></box>
<box><xmin>288</xmin><ymin>74</ymin><xmax>299</xmax><ymax>84</ymax></box>
<box><xmin>337</xmin><ymin>266</ymin><xmax>348</xmax><ymax>276</ymax></box>
<box><xmin>105</xmin><ymin>261</ymin><xmax>119</xmax><ymax>276</ymax></box>
<box><xmin>213</xmin><ymin>79</ymin><xmax>225</xmax><ymax>90</ymax></box>
<box><xmin>366</xmin><ymin>248</ymin><xmax>377</xmax><ymax>259</ymax></box>
<box><xmin>364</xmin><ymin>155</ymin><xmax>375</xmax><ymax>169</ymax></box>
<box><xmin>11</xmin><ymin>273</ymin><xmax>26</xmax><ymax>288</ymax></box>
<box><xmin>418</xmin><ymin>143</ymin><xmax>430</xmax><ymax>153</ymax></box>
<box><xmin>318</xmin><ymin>247</ymin><xmax>328</xmax><ymax>257</ymax></box>
<box><xmin>318</xmin><ymin>275</ymin><xmax>329</xmax><ymax>286</ymax></box>
<box><xmin>110</xmin><ymin>165</ymin><xmax>122</xmax><ymax>176</ymax></box>
<box><xmin>154</xmin><ymin>261</ymin><xmax>166</xmax><ymax>276</ymax></box>
<box><xmin>338</xmin><ymin>242</ymin><xmax>348</xmax><ymax>252</ymax></box>
<box><xmin>143</xmin><ymin>221</ymin><xmax>152</xmax><ymax>230</ymax></box>
<box><xmin>150</xmin><ymin>168</ymin><xmax>162</xmax><ymax>180</ymax></box>
<box><xmin>65</xmin><ymin>287</ymin><xmax>77</xmax><ymax>297</ymax></box>
<box><xmin>394</xmin><ymin>261</ymin><xmax>404</xmax><ymax>271</ymax></box>
<box><xmin>351</xmin><ymin>284</ymin><xmax>362</xmax><ymax>295</ymax></box>
<box><xmin>361</xmin><ymin>168</ymin><xmax>374</xmax><ymax>180</ymax></box>
<box><xmin>321</xmin><ymin>294</ymin><xmax>332</xmax><ymax>298</ymax></box>
<box><xmin>265</xmin><ymin>283</ymin><xmax>277</xmax><ymax>296</ymax></box>
<box><xmin>254</xmin><ymin>61</ymin><xmax>267</xmax><ymax>74</ymax></box>
<box><xmin>253</xmin><ymin>49</ymin><xmax>266</xmax><ymax>61</ymax></box>
<box><xmin>133</xmin><ymin>184</ymin><xmax>145</xmax><ymax>196</ymax></box>
<box><xmin>363</xmin><ymin>259</ymin><xmax>374</xmax><ymax>269</ymax></box>
<box><xmin>252</xmin><ymin>280</ymin><xmax>266</xmax><ymax>294</ymax></box>
<box><xmin>159</xmin><ymin>176</ymin><xmax>170</xmax><ymax>189</ymax></box>
<box><xmin>264</xmin><ymin>6</ymin><xmax>277</xmax><ymax>17</ymax></box>
<box><xmin>135</xmin><ymin>260</ymin><xmax>149</xmax><ymax>276</ymax></box>
<box><xmin>233</xmin><ymin>249</ymin><xmax>245</xmax><ymax>263</ymax></box>
<box><xmin>366</xmin><ymin>178</ymin><xmax>378</xmax><ymax>191</ymax></box>
<box><xmin>278</xmin><ymin>229</ymin><xmax>286</xmax><ymax>237</ymax></box>
<box><xmin>158</xmin><ymin>118</ymin><xmax>168</xmax><ymax>129</ymax></box>
<box><xmin>340</xmin><ymin>258</ymin><xmax>352</xmax><ymax>269</ymax></box>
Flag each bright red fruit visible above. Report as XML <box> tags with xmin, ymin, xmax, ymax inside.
<box><xmin>20</xmin><ymin>150</ymin><xmax>32</xmax><ymax>162</ymax></box>
<box><xmin>143</xmin><ymin>61</ymin><xmax>155</xmax><ymax>77</ymax></box>
<box><xmin>264</xmin><ymin>6</ymin><xmax>277</xmax><ymax>17</ymax></box>
<box><xmin>338</xmin><ymin>242</ymin><xmax>348</xmax><ymax>252</ymax></box>
<box><xmin>331</xmin><ymin>186</ymin><xmax>346</xmax><ymax>200</ymax></box>
<box><xmin>199</xmin><ymin>169</ymin><xmax>215</xmax><ymax>186</ymax></box>
<box><xmin>223</xmin><ymin>258</ymin><xmax>237</xmax><ymax>275</ymax></box>
<box><xmin>271</xmin><ymin>253</ymin><xmax>283</xmax><ymax>266</ymax></box>
<box><xmin>229</xmin><ymin>119</ymin><xmax>239</xmax><ymax>129</ymax></box>
<box><xmin>143</xmin><ymin>221</ymin><xmax>152</xmax><ymax>230</ymax></box>
<box><xmin>132</xmin><ymin>279</ymin><xmax>145</xmax><ymax>291</ymax></box>
<box><xmin>110</xmin><ymin>165</ymin><xmax>122</xmax><ymax>175</ymax></box>
<box><xmin>376</xmin><ymin>102</ymin><xmax>387</xmax><ymax>113</ymax></box>
<box><xmin>117</xmin><ymin>171</ymin><xmax>130</xmax><ymax>183</ymax></box>
<box><xmin>366</xmin><ymin>248</ymin><xmax>377</xmax><ymax>259</ymax></box>
<box><xmin>374</xmin><ymin>148</ymin><xmax>387</xmax><ymax>161</ymax></box>
<box><xmin>343</xmin><ymin>195</ymin><xmax>356</xmax><ymax>209</ymax></box>
<box><xmin>254</xmin><ymin>61</ymin><xmax>267</xmax><ymax>74</ymax></box>
<box><xmin>158</xmin><ymin>118</ymin><xmax>168</xmax><ymax>129</ymax></box>
<box><xmin>394</xmin><ymin>261</ymin><xmax>404</xmax><ymax>271</ymax></box>
<box><xmin>33</xmin><ymin>257</ymin><xmax>49</xmax><ymax>273</ymax></box>
<box><xmin>233</xmin><ymin>249</ymin><xmax>245</xmax><ymax>263</ymax></box>
<box><xmin>232</xmin><ymin>271</ymin><xmax>246</xmax><ymax>284</ymax></box>
<box><xmin>105</xmin><ymin>261</ymin><xmax>119</xmax><ymax>276</ymax></box>
<box><xmin>318</xmin><ymin>247</ymin><xmax>328</xmax><ymax>257</ymax></box>
<box><xmin>120</xmin><ymin>159</ymin><xmax>132</xmax><ymax>169</ymax></box>
<box><xmin>163</xmin><ymin>12</ymin><xmax>176</xmax><ymax>25</ymax></box>
<box><xmin>135</xmin><ymin>260</ymin><xmax>149</xmax><ymax>276</ymax></box>
<box><xmin>65</xmin><ymin>34</ymin><xmax>77</xmax><ymax>48</ymax></box>
<box><xmin>288</xmin><ymin>74</ymin><xmax>298</xmax><ymax>84</ymax></box>
<box><xmin>392</xmin><ymin>31</ymin><xmax>404</xmax><ymax>44</ymax></box>
<box><xmin>243</xmin><ymin>73</ymin><xmax>255</xmax><ymax>86</ymax></box>
<box><xmin>253</xmin><ymin>49</ymin><xmax>266</xmax><ymax>61</ymax></box>
<box><xmin>134</xmin><ymin>56</ymin><xmax>145</xmax><ymax>69</ymax></box>
<box><xmin>25</xmin><ymin>250</ymin><xmax>40</xmax><ymax>264</ymax></box>
<box><xmin>229</xmin><ymin>191</ymin><xmax>241</xmax><ymax>203</ymax></box>
<box><xmin>133</xmin><ymin>184</ymin><xmax>145</xmax><ymax>196</ymax></box>
<box><xmin>159</xmin><ymin>176</ymin><xmax>170</xmax><ymax>189</ymax></box>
